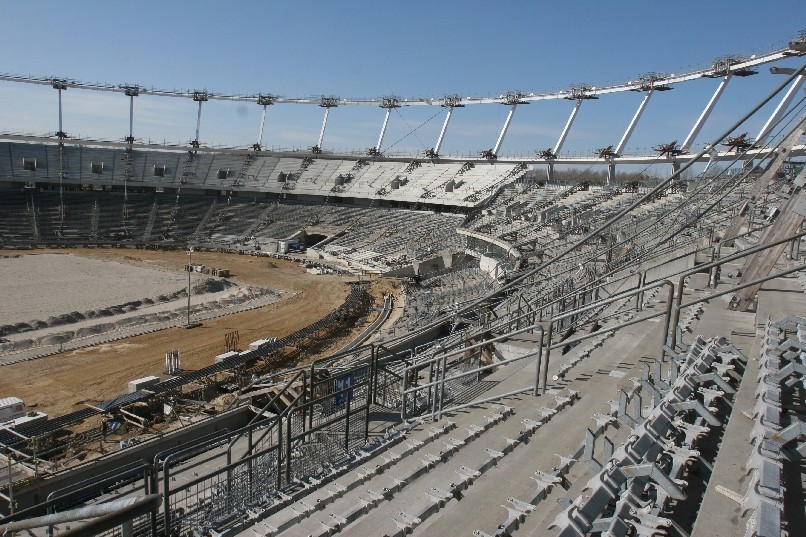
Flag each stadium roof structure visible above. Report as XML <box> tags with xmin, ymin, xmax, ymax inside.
<box><xmin>1</xmin><ymin>32</ymin><xmax>804</xmax><ymax>163</ymax></box>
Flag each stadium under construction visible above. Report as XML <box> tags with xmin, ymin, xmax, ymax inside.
<box><xmin>0</xmin><ymin>32</ymin><xmax>804</xmax><ymax>537</ymax></box>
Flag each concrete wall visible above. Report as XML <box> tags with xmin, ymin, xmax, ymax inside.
<box><xmin>479</xmin><ymin>254</ymin><xmax>505</xmax><ymax>279</ymax></box>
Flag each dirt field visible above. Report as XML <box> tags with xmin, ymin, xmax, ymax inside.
<box><xmin>0</xmin><ymin>248</ymin><xmax>400</xmax><ymax>417</ymax></box>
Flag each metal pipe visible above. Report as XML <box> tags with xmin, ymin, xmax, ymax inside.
<box><xmin>1</xmin><ymin>495</ymin><xmax>161</xmax><ymax>534</ymax></box>
<box><xmin>128</xmin><ymin>95</ymin><xmax>134</xmax><ymax>140</ymax></box>
<box><xmin>554</xmin><ymin>99</ymin><xmax>582</xmax><ymax>155</ymax></box>
<box><xmin>541</xmin><ymin>320</ymin><xmax>553</xmax><ymax>395</ymax></box>
<box><xmin>404</xmin><ymin>323</ymin><xmax>539</xmax><ymax>371</ymax></box>
<box><xmin>57</xmin><ymin>88</ymin><xmax>63</xmax><ymax>136</ymax></box>
<box><xmin>616</xmin><ymin>90</ymin><xmax>653</xmax><ymax>155</ymax></box>
<box><xmin>402</xmin><ymin>341</ymin><xmax>545</xmax><ymax>396</ymax></box>
<box><xmin>677</xmin><ymin>263</ymin><xmax>805</xmax><ymax>310</ymax></box>
<box><xmin>437</xmin><ymin>352</ymin><xmax>448</xmax><ymax>421</ymax></box>
<box><xmin>658</xmin><ymin>283</ymin><xmax>675</xmax><ymax>363</ymax></box>
<box><xmin>492</xmin><ymin>104</ymin><xmax>516</xmax><ymax>156</ymax></box>
<box><xmin>257</xmin><ymin>104</ymin><xmax>268</xmax><ymax>147</ymax></box>
<box><xmin>186</xmin><ymin>247</ymin><xmax>192</xmax><ymax>326</ymax></box>
<box><xmin>194</xmin><ymin>99</ymin><xmax>203</xmax><ymax>142</ymax></box>
<box><xmin>533</xmin><ymin>329</ymin><xmax>544</xmax><ymax>396</ymax></box>
<box><xmin>228</xmin><ymin>368</ymin><xmax>305</xmax><ymax>451</ymax></box>
<box><xmin>376</xmin><ymin>107</ymin><xmax>392</xmax><ymax>152</ymax></box>
<box><xmin>411</xmin><ymin>386</ymin><xmax>539</xmax><ymax>422</ymax></box>
<box><xmin>58</xmin><ymin>495</ymin><xmax>162</xmax><ymax>537</ymax></box>
<box><xmin>434</xmin><ymin>107</ymin><xmax>453</xmax><ymax>155</ymax></box>
<box><xmin>682</xmin><ymin>74</ymin><xmax>732</xmax><ymax>152</ymax></box>
<box><xmin>756</xmin><ymin>74</ymin><xmax>805</xmax><ymax>143</ymax></box>
<box><xmin>317</xmin><ymin>106</ymin><xmax>330</xmax><ymax>148</ymax></box>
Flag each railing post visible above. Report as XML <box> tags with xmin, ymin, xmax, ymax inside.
<box><xmin>149</xmin><ymin>465</ymin><xmax>158</xmax><ymax>537</ymax></box>
<box><xmin>658</xmin><ymin>281</ymin><xmax>675</xmax><ymax>363</ymax></box>
<box><xmin>437</xmin><ymin>352</ymin><xmax>449</xmax><ymax>421</ymax></box>
<box><xmin>400</xmin><ymin>362</ymin><xmax>409</xmax><ymax>421</ymax></box>
<box><xmin>285</xmin><ymin>409</ymin><xmax>293</xmax><ymax>485</ymax></box>
<box><xmin>344</xmin><ymin>389</ymin><xmax>352</xmax><ymax>451</ymax></box>
<box><xmin>533</xmin><ymin>326</ymin><xmax>544</xmax><ymax>396</ymax></box>
<box><xmin>276</xmin><ymin>418</ymin><xmax>283</xmax><ymax>489</ymax></box>
<box><xmin>226</xmin><ymin>443</ymin><xmax>232</xmax><ymax>513</ymax></box>
<box><xmin>162</xmin><ymin>456</ymin><xmax>173</xmax><ymax>536</ymax></box>
<box><xmin>669</xmin><ymin>276</ymin><xmax>686</xmax><ymax>352</ymax></box>
<box><xmin>247</xmin><ymin>426</ymin><xmax>253</xmax><ymax>497</ymax></box>
<box><xmin>542</xmin><ymin>319</ymin><xmax>554</xmax><ymax>394</ymax></box>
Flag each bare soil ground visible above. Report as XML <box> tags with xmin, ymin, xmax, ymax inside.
<box><xmin>0</xmin><ymin>248</ymin><xmax>400</xmax><ymax>417</ymax></box>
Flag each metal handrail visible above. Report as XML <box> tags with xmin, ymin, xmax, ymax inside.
<box><xmin>401</xmin><ymin>323</ymin><xmax>544</xmax><ymax>420</ymax></box>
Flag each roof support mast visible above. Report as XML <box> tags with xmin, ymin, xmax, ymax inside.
<box><xmin>683</xmin><ymin>56</ymin><xmax>759</xmax><ymax>152</ymax></box>
<box><xmin>554</xmin><ymin>100</ymin><xmax>582</xmax><ymax>155</ymax></box>
<box><xmin>427</xmin><ymin>95</ymin><xmax>463</xmax><ymax>159</ymax></box>
<box><xmin>616</xmin><ymin>89</ymin><xmax>658</xmax><ymax>154</ymax></box>
<box><xmin>119</xmin><ymin>86</ymin><xmax>139</xmax><ymax>223</ymax></box>
<box><xmin>369</xmin><ymin>97</ymin><xmax>400</xmax><ymax>156</ymax></box>
<box><xmin>52</xmin><ymin>79</ymin><xmax>68</xmax><ymax>236</ymax></box>
<box><xmin>484</xmin><ymin>92</ymin><xmax>528</xmax><ymax>159</ymax></box>
<box><xmin>254</xmin><ymin>94</ymin><xmax>275</xmax><ymax>151</ymax></box>
<box><xmin>493</xmin><ymin>105</ymin><xmax>516</xmax><ymax>156</ymax></box>
<box><xmin>434</xmin><ymin>109</ymin><xmax>452</xmax><ymax>153</ymax></box>
<box><xmin>125</xmin><ymin>89</ymin><xmax>137</xmax><ymax>144</ymax></box>
<box><xmin>318</xmin><ymin>107</ymin><xmax>331</xmax><ymax>147</ymax></box>
<box><xmin>682</xmin><ymin>74</ymin><xmax>732</xmax><ymax>152</ymax></box>
<box><xmin>190</xmin><ymin>90</ymin><xmax>208</xmax><ymax>148</ymax></box>
<box><xmin>610</xmin><ymin>74</ymin><xmax>671</xmax><ymax>183</ymax></box>
<box><xmin>543</xmin><ymin>86</ymin><xmax>597</xmax><ymax>182</ymax></box>
<box><xmin>314</xmin><ymin>97</ymin><xmax>338</xmax><ymax>153</ymax></box>
<box><xmin>554</xmin><ymin>85</ymin><xmax>598</xmax><ymax>155</ymax></box>
<box><xmin>755</xmin><ymin>74</ymin><xmax>805</xmax><ymax>144</ymax></box>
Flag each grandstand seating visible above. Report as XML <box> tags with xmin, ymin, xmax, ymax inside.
<box><xmin>0</xmin><ymin>141</ymin><xmax>529</xmax><ymax>207</ymax></box>
<box><xmin>0</xmin><ymin>99</ymin><xmax>803</xmax><ymax>537</ymax></box>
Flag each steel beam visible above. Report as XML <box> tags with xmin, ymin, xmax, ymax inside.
<box><xmin>755</xmin><ymin>74</ymin><xmax>805</xmax><ymax>144</ymax></box>
<box><xmin>433</xmin><ymin>107</ymin><xmax>454</xmax><ymax>156</ymax></box>
<box><xmin>553</xmin><ymin>99</ymin><xmax>582</xmax><ymax>155</ymax></box>
<box><xmin>492</xmin><ymin>104</ymin><xmax>517</xmax><ymax>156</ymax></box>
<box><xmin>615</xmin><ymin>90</ymin><xmax>653</xmax><ymax>155</ymax></box>
<box><xmin>682</xmin><ymin>74</ymin><xmax>732</xmax><ymax>152</ymax></box>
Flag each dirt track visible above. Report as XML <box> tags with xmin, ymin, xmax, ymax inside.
<box><xmin>0</xmin><ymin>249</ymin><xmax>399</xmax><ymax>417</ymax></box>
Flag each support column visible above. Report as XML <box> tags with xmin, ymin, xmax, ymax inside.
<box><xmin>317</xmin><ymin>106</ymin><xmax>331</xmax><ymax>148</ymax></box>
<box><xmin>314</xmin><ymin>97</ymin><xmax>337</xmax><ymax>153</ymax></box>
<box><xmin>492</xmin><ymin>104</ymin><xmax>516</xmax><ymax>156</ymax></box>
<box><xmin>433</xmin><ymin>107</ymin><xmax>453</xmax><ymax>156</ymax></box>
<box><xmin>376</xmin><ymin>107</ymin><xmax>392</xmax><ymax>152</ymax></box>
<box><xmin>257</xmin><ymin>105</ymin><xmax>268</xmax><ymax>148</ymax></box>
<box><xmin>554</xmin><ymin>99</ymin><xmax>582</xmax><ymax>155</ymax></box>
<box><xmin>255</xmin><ymin>94</ymin><xmax>276</xmax><ymax>150</ymax></box>
<box><xmin>615</xmin><ymin>90</ymin><xmax>653</xmax><ymax>155</ymax></box>
<box><xmin>128</xmin><ymin>95</ymin><xmax>135</xmax><ymax>142</ymax></box>
<box><xmin>191</xmin><ymin>91</ymin><xmax>208</xmax><ymax>147</ymax></box>
<box><xmin>428</xmin><ymin>95</ymin><xmax>463</xmax><ymax>158</ymax></box>
<box><xmin>52</xmin><ymin>79</ymin><xmax>68</xmax><ymax>235</ymax></box>
<box><xmin>53</xmin><ymin>81</ymin><xmax>67</xmax><ymax>138</ymax></box>
<box><xmin>755</xmin><ymin>74</ymin><xmax>805</xmax><ymax>144</ymax></box>
<box><xmin>682</xmin><ymin>74</ymin><xmax>732</xmax><ymax>152</ymax></box>
<box><xmin>195</xmin><ymin>102</ymin><xmax>202</xmax><ymax>141</ymax></box>
<box><xmin>121</xmin><ymin>86</ymin><xmax>139</xmax><ymax>209</ymax></box>
<box><xmin>371</xmin><ymin>97</ymin><xmax>400</xmax><ymax>155</ymax></box>
<box><xmin>607</xmin><ymin>163</ymin><xmax>616</xmax><ymax>185</ymax></box>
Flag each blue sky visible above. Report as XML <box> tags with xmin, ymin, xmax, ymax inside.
<box><xmin>0</xmin><ymin>0</ymin><xmax>803</xmax><ymax>160</ymax></box>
